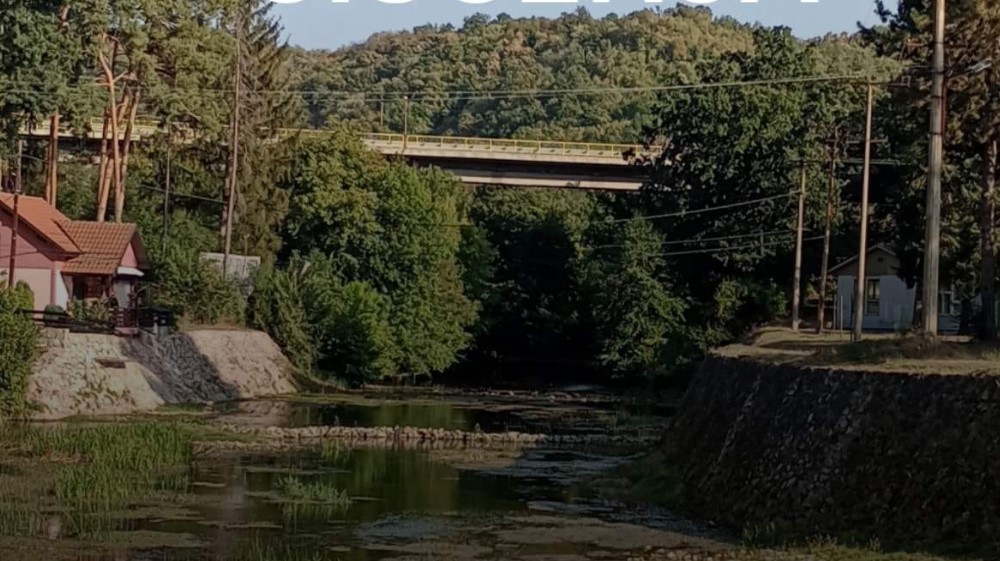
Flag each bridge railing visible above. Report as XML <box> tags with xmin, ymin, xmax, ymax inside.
<box><xmin>25</xmin><ymin>119</ymin><xmax>647</xmax><ymax>160</ymax></box>
<box><xmin>353</xmin><ymin>132</ymin><xmax>641</xmax><ymax>159</ymax></box>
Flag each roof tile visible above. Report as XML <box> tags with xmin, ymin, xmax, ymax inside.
<box><xmin>0</xmin><ymin>194</ymin><xmax>79</xmax><ymax>254</ymax></box>
<box><xmin>61</xmin><ymin>222</ymin><xmax>140</xmax><ymax>276</ymax></box>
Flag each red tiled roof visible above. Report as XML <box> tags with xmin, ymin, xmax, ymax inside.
<box><xmin>0</xmin><ymin>194</ymin><xmax>80</xmax><ymax>255</ymax></box>
<box><xmin>61</xmin><ymin>221</ymin><xmax>142</xmax><ymax>276</ymax></box>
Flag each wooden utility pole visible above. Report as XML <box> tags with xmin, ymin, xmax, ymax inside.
<box><xmin>852</xmin><ymin>83</ymin><xmax>877</xmax><ymax>342</ymax></box>
<box><xmin>402</xmin><ymin>95</ymin><xmax>410</xmax><ymax>154</ymax></box>
<box><xmin>817</xmin><ymin>128</ymin><xmax>840</xmax><ymax>333</ymax></box>
<box><xmin>163</xmin><ymin>142</ymin><xmax>172</xmax><ymax>255</ymax></box>
<box><xmin>8</xmin><ymin>139</ymin><xmax>23</xmax><ymax>286</ymax></box>
<box><xmin>792</xmin><ymin>162</ymin><xmax>807</xmax><ymax>332</ymax></box>
<box><xmin>223</xmin><ymin>8</ymin><xmax>243</xmax><ymax>278</ymax></box>
<box><xmin>923</xmin><ymin>0</ymin><xmax>946</xmax><ymax>336</ymax></box>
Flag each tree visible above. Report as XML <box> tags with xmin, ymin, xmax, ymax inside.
<box><xmin>579</xmin><ymin>219</ymin><xmax>686</xmax><ymax>380</ymax></box>
<box><xmin>277</xmin><ymin>133</ymin><xmax>477</xmax><ymax>380</ymax></box>
<box><xmin>867</xmin><ymin>0</ymin><xmax>1000</xmax><ymax>339</ymax></box>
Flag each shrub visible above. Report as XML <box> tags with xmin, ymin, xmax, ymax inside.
<box><xmin>12</xmin><ymin>281</ymin><xmax>33</xmax><ymax>311</ymax></box>
<box><xmin>154</xmin><ymin>246</ymin><xmax>246</xmax><ymax>326</ymax></box>
<box><xmin>43</xmin><ymin>305</ymin><xmax>66</xmax><ymax>327</ymax></box>
<box><xmin>0</xmin><ymin>284</ymin><xmax>40</xmax><ymax>417</ymax></box>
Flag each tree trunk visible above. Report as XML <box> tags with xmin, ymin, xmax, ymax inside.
<box><xmin>46</xmin><ymin>113</ymin><xmax>59</xmax><ymax>205</ymax></box>
<box><xmin>95</xmin><ymin>110</ymin><xmax>112</xmax><ymax>222</ymax></box>
<box><xmin>45</xmin><ymin>5</ymin><xmax>70</xmax><ymax>208</ymax></box>
<box><xmin>98</xmin><ymin>38</ymin><xmax>122</xmax><ymax>224</ymax></box>
<box><xmin>980</xmin><ymin>139</ymin><xmax>998</xmax><ymax>341</ymax></box>
<box><xmin>115</xmin><ymin>91</ymin><xmax>140</xmax><ymax>222</ymax></box>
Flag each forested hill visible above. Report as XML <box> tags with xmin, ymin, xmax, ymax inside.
<box><xmin>289</xmin><ymin>6</ymin><xmax>892</xmax><ymax>143</ymax></box>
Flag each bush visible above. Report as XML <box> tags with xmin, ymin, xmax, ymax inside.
<box><xmin>43</xmin><ymin>305</ymin><xmax>66</xmax><ymax>327</ymax></box>
<box><xmin>0</xmin><ymin>284</ymin><xmax>40</xmax><ymax>417</ymax></box>
<box><xmin>250</xmin><ymin>255</ymin><xmax>398</xmax><ymax>386</ymax></box>
<box><xmin>154</xmin><ymin>246</ymin><xmax>246</xmax><ymax>326</ymax></box>
<box><xmin>12</xmin><ymin>281</ymin><xmax>33</xmax><ymax>311</ymax></box>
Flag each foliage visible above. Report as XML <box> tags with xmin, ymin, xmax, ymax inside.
<box><xmin>250</xmin><ymin>255</ymin><xmax>397</xmax><ymax>385</ymax></box>
<box><xmin>11</xmin><ymin>281</ymin><xmax>33</xmax><ymax>311</ymax></box>
<box><xmin>579</xmin><ymin>219</ymin><xmax>687</xmax><ymax>380</ymax></box>
<box><xmin>153</xmin><ymin>245</ymin><xmax>246</xmax><ymax>326</ymax></box>
<box><xmin>864</xmin><ymin>0</ymin><xmax>1000</xmax><ymax>339</ymax></box>
<box><xmin>0</xmin><ymin>284</ymin><xmax>39</xmax><ymax>417</ymax></box>
<box><xmin>270</xmin><ymin>134</ymin><xmax>477</xmax><ymax>381</ymax></box>
<box><xmin>276</xmin><ymin>476</ymin><xmax>352</xmax><ymax>506</ymax></box>
<box><xmin>68</xmin><ymin>299</ymin><xmax>112</xmax><ymax>326</ymax></box>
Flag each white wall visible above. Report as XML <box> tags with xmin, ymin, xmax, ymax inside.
<box><xmin>837</xmin><ymin>275</ymin><xmax>915</xmax><ymax>332</ymax></box>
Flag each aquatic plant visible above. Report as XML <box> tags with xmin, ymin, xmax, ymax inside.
<box><xmin>319</xmin><ymin>440</ymin><xmax>353</xmax><ymax>466</ymax></box>
<box><xmin>276</xmin><ymin>476</ymin><xmax>352</xmax><ymax>506</ymax></box>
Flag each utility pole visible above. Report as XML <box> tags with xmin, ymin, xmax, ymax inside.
<box><xmin>222</xmin><ymin>8</ymin><xmax>243</xmax><ymax>279</ymax></box>
<box><xmin>817</xmin><ymin>127</ymin><xmax>840</xmax><ymax>334</ymax></box>
<box><xmin>8</xmin><ymin>139</ymin><xmax>23</xmax><ymax>287</ymax></box>
<box><xmin>792</xmin><ymin>162</ymin><xmax>807</xmax><ymax>332</ymax></box>
<box><xmin>402</xmin><ymin>95</ymin><xmax>410</xmax><ymax>154</ymax></box>
<box><xmin>162</xmin><ymin>141</ymin><xmax>172</xmax><ymax>256</ymax></box>
<box><xmin>852</xmin><ymin>83</ymin><xmax>877</xmax><ymax>343</ymax></box>
<box><xmin>923</xmin><ymin>0</ymin><xmax>946</xmax><ymax>336</ymax></box>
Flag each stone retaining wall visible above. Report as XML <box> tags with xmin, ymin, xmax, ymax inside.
<box><xmin>29</xmin><ymin>330</ymin><xmax>296</xmax><ymax>419</ymax></box>
<box><xmin>664</xmin><ymin>355</ymin><xmax>1000</xmax><ymax>542</ymax></box>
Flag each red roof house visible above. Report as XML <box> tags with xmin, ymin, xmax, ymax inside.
<box><xmin>0</xmin><ymin>195</ymin><xmax>149</xmax><ymax>311</ymax></box>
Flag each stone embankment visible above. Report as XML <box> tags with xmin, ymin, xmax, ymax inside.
<box><xmin>29</xmin><ymin>330</ymin><xmax>296</xmax><ymax>420</ymax></box>
<box><xmin>664</xmin><ymin>354</ymin><xmax>1000</xmax><ymax>542</ymax></box>
<box><xmin>222</xmin><ymin>424</ymin><xmax>660</xmax><ymax>449</ymax></box>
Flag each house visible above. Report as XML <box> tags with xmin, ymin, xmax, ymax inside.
<box><xmin>0</xmin><ymin>195</ymin><xmax>150</xmax><ymax>312</ymax></box>
<box><xmin>831</xmin><ymin>244</ymin><xmax>961</xmax><ymax>334</ymax></box>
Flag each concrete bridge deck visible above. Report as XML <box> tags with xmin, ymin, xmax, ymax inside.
<box><xmin>21</xmin><ymin>119</ymin><xmax>650</xmax><ymax>191</ymax></box>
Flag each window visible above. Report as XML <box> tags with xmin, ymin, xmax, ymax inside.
<box><xmin>939</xmin><ymin>286</ymin><xmax>962</xmax><ymax>317</ymax></box>
<box><xmin>865</xmin><ymin>278</ymin><xmax>881</xmax><ymax>316</ymax></box>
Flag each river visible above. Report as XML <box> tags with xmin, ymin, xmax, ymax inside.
<box><xmin>1</xmin><ymin>390</ymin><xmax>734</xmax><ymax>561</ymax></box>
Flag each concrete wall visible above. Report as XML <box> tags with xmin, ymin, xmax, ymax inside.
<box><xmin>664</xmin><ymin>356</ymin><xmax>1000</xmax><ymax>542</ymax></box>
<box><xmin>29</xmin><ymin>329</ymin><xmax>298</xmax><ymax>420</ymax></box>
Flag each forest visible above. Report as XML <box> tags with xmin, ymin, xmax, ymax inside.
<box><xmin>1</xmin><ymin>1</ymin><xmax>995</xmax><ymax>407</ymax></box>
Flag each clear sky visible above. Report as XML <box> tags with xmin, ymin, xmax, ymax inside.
<box><xmin>271</xmin><ymin>0</ymin><xmax>884</xmax><ymax>51</ymax></box>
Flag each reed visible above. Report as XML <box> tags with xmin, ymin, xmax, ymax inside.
<box><xmin>276</xmin><ymin>476</ymin><xmax>352</xmax><ymax>506</ymax></box>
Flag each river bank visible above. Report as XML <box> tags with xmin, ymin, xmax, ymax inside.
<box><xmin>663</xmin><ymin>330</ymin><xmax>1000</xmax><ymax>555</ymax></box>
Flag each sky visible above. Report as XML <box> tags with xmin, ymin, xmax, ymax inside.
<box><xmin>271</xmin><ymin>0</ymin><xmax>884</xmax><ymax>51</ymax></box>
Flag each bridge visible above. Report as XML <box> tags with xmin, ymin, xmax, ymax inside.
<box><xmin>21</xmin><ymin>119</ymin><xmax>650</xmax><ymax>192</ymax></box>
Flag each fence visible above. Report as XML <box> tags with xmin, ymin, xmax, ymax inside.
<box><xmin>19</xmin><ymin>307</ymin><xmax>175</xmax><ymax>335</ymax></box>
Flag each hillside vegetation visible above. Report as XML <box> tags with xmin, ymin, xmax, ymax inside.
<box><xmin>290</xmin><ymin>6</ymin><xmax>893</xmax><ymax>142</ymax></box>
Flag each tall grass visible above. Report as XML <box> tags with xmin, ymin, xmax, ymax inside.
<box><xmin>319</xmin><ymin>440</ymin><xmax>353</xmax><ymax>467</ymax></box>
<box><xmin>0</xmin><ymin>423</ymin><xmax>195</xmax><ymax>541</ymax></box>
<box><xmin>276</xmin><ymin>476</ymin><xmax>352</xmax><ymax>506</ymax></box>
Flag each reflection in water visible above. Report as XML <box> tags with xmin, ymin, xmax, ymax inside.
<box><xmin>140</xmin><ymin>447</ymin><xmax>552</xmax><ymax>561</ymax></box>
<box><xmin>216</xmin><ymin>395</ymin><xmax>673</xmax><ymax>436</ymax></box>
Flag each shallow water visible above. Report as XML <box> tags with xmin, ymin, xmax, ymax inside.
<box><xmin>213</xmin><ymin>392</ymin><xmax>673</xmax><ymax>436</ymax></box>
<box><xmin>1</xmin><ymin>394</ymin><xmax>721</xmax><ymax>561</ymax></box>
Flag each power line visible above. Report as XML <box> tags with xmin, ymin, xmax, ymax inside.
<box><xmin>611</xmin><ymin>193</ymin><xmax>796</xmax><ymax>224</ymax></box>
<box><xmin>0</xmin><ymin>72</ymin><xmax>874</xmax><ymax>100</ymax></box>
<box><xmin>587</xmin><ymin>229</ymin><xmax>798</xmax><ymax>251</ymax></box>
<box><xmin>658</xmin><ymin>235</ymin><xmax>824</xmax><ymax>258</ymax></box>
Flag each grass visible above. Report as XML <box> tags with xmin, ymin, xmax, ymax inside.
<box><xmin>0</xmin><ymin>422</ymin><xmax>197</xmax><ymax>541</ymax></box>
<box><xmin>276</xmin><ymin>476</ymin><xmax>352</xmax><ymax>506</ymax></box>
<box><xmin>318</xmin><ymin>440</ymin><xmax>353</xmax><ymax>466</ymax></box>
<box><xmin>722</xmin><ymin>327</ymin><xmax>1000</xmax><ymax>376</ymax></box>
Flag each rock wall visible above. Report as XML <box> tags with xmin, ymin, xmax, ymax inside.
<box><xmin>29</xmin><ymin>330</ymin><xmax>297</xmax><ymax>420</ymax></box>
<box><xmin>664</xmin><ymin>355</ymin><xmax>1000</xmax><ymax>542</ymax></box>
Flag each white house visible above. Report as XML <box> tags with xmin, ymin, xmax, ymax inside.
<box><xmin>831</xmin><ymin>245</ymin><xmax>961</xmax><ymax>334</ymax></box>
